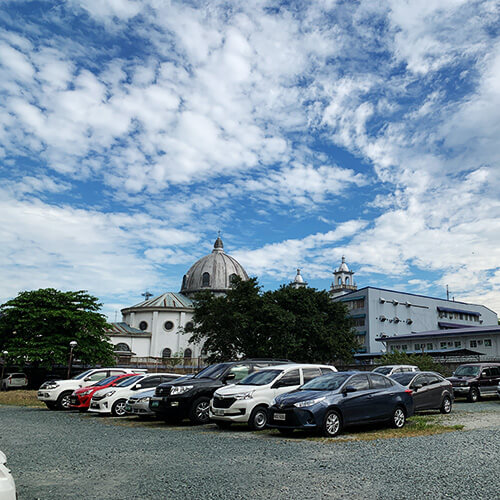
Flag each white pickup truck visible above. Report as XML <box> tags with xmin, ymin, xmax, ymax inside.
<box><xmin>37</xmin><ymin>367</ymin><xmax>145</xmax><ymax>410</ymax></box>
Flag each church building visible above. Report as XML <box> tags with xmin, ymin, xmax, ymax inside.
<box><xmin>107</xmin><ymin>236</ymin><xmax>249</xmax><ymax>360</ymax></box>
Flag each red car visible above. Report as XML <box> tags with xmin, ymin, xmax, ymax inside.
<box><xmin>69</xmin><ymin>374</ymin><xmax>137</xmax><ymax>411</ymax></box>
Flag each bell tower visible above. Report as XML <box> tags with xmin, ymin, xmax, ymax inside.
<box><xmin>330</xmin><ymin>256</ymin><xmax>357</xmax><ymax>298</ymax></box>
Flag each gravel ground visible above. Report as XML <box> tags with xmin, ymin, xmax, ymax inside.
<box><xmin>0</xmin><ymin>401</ymin><xmax>499</xmax><ymax>500</ymax></box>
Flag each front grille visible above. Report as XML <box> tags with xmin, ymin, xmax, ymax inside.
<box><xmin>155</xmin><ymin>386</ymin><xmax>171</xmax><ymax>396</ymax></box>
<box><xmin>128</xmin><ymin>398</ymin><xmax>138</xmax><ymax>404</ymax></box>
<box><xmin>70</xmin><ymin>396</ymin><xmax>79</xmax><ymax>404</ymax></box>
<box><xmin>213</xmin><ymin>396</ymin><xmax>236</xmax><ymax>409</ymax></box>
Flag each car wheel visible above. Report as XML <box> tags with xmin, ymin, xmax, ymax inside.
<box><xmin>45</xmin><ymin>402</ymin><xmax>58</xmax><ymax>410</ymax></box>
<box><xmin>111</xmin><ymin>399</ymin><xmax>128</xmax><ymax>417</ymax></box>
<box><xmin>189</xmin><ymin>397</ymin><xmax>211</xmax><ymax>424</ymax></box>
<box><xmin>467</xmin><ymin>387</ymin><xmax>479</xmax><ymax>403</ymax></box>
<box><xmin>278</xmin><ymin>428</ymin><xmax>294</xmax><ymax>436</ymax></box>
<box><xmin>391</xmin><ymin>406</ymin><xmax>406</xmax><ymax>429</ymax></box>
<box><xmin>322</xmin><ymin>409</ymin><xmax>342</xmax><ymax>437</ymax></box>
<box><xmin>440</xmin><ymin>396</ymin><xmax>452</xmax><ymax>414</ymax></box>
<box><xmin>215</xmin><ymin>420</ymin><xmax>232</xmax><ymax>429</ymax></box>
<box><xmin>57</xmin><ymin>391</ymin><xmax>73</xmax><ymax>411</ymax></box>
<box><xmin>248</xmin><ymin>406</ymin><xmax>268</xmax><ymax>431</ymax></box>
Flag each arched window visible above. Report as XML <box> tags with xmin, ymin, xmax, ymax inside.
<box><xmin>338</xmin><ymin>277</ymin><xmax>342</xmax><ymax>285</ymax></box>
<box><xmin>114</xmin><ymin>343</ymin><xmax>130</xmax><ymax>352</ymax></box>
<box><xmin>182</xmin><ymin>275</ymin><xmax>187</xmax><ymax>289</ymax></box>
<box><xmin>184</xmin><ymin>348</ymin><xmax>192</xmax><ymax>359</ymax></box>
<box><xmin>162</xmin><ymin>348</ymin><xmax>172</xmax><ymax>358</ymax></box>
<box><xmin>202</xmin><ymin>272</ymin><xmax>210</xmax><ymax>287</ymax></box>
<box><xmin>346</xmin><ymin>277</ymin><xmax>350</xmax><ymax>285</ymax></box>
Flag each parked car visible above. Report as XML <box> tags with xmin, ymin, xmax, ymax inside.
<box><xmin>0</xmin><ymin>450</ymin><xmax>16</xmax><ymax>500</ymax></box>
<box><xmin>69</xmin><ymin>374</ymin><xmax>137</xmax><ymax>411</ymax></box>
<box><xmin>372</xmin><ymin>365</ymin><xmax>420</xmax><ymax>376</ymax></box>
<box><xmin>390</xmin><ymin>371</ymin><xmax>453</xmax><ymax>413</ymax></box>
<box><xmin>89</xmin><ymin>373</ymin><xmax>179</xmax><ymax>416</ymax></box>
<box><xmin>125</xmin><ymin>388</ymin><xmax>157</xmax><ymax>417</ymax></box>
<box><xmin>150</xmin><ymin>359</ymin><xmax>291</xmax><ymax>425</ymax></box>
<box><xmin>38</xmin><ymin>368</ymin><xmax>145</xmax><ymax>410</ymax></box>
<box><xmin>447</xmin><ymin>363</ymin><xmax>500</xmax><ymax>402</ymax></box>
<box><xmin>267</xmin><ymin>371</ymin><xmax>414</xmax><ymax>437</ymax></box>
<box><xmin>210</xmin><ymin>364</ymin><xmax>337</xmax><ymax>430</ymax></box>
<box><xmin>1</xmin><ymin>372</ymin><xmax>28</xmax><ymax>391</ymax></box>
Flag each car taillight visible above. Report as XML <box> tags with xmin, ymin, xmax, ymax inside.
<box><xmin>404</xmin><ymin>389</ymin><xmax>413</xmax><ymax>395</ymax></box>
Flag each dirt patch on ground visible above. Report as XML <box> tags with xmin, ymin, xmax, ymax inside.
<box><xmin>0</xmin><ymin>389</ymin><xmax>45</xmax><ymax>407</ymax></box>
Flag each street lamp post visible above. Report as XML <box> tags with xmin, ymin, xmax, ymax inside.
<box><xmin>66</xmin><ymin>341</ymin><xmax>77</xmax><ymax>379</ymax></box>
<box><xmin>1</xmin><ymin>351</ymin><xmax>8</xmax><ymax>390</ymax></box>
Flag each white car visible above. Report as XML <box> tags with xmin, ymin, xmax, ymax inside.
<box><xmin>37</xmin><ymin>367</ymin><xmax>145</xmax><ymax>410</ymax></box>
<box><xmin>1</xmin><ymin>372</ymin><xmax>28</xmax><ymax>390</ymax></box>
<box><xmin>372</xmin><ymin>365</ymin><xmax>420</xmax><ymax>376</ymax></box>
<box><xmin>210</xmin><ymin>364</ymin><xmax>337</xmax><ymax>430</ymax></box>
<box><xmin>0</xmin><ymin>450</ymin><xmax>16</xmax><ymax>500</ymax></box>
<box><xmin>89</xmin><ymin>373</ymin><xmax>180</xmax><ymax>416</ymax></box>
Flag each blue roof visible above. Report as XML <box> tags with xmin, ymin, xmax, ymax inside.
<box><xmin>376</xmin><ymin>325</ymin><xmax>500</xmax><ymax>342</ymax></box>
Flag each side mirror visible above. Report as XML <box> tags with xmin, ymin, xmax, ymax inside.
<box><xmin>481</xmin><ymin>372</ymin><xmax>488</xmax><ymax>378</ymax></box>
<box><xmin>225</xmin><ymin>373</ymin><xmax>235</xmax><ymax>382</ymax></box>
<box><xmin>84</xmin><ymin>377</ymin><xmax>92</xmax><ymax>382</ymax></box>
<box><xmin>413</xmin><ymin>383</ymin><xmax>423</xmax><ymax>391</ymax></box>
<box><xmin>343</xmin><ymin>386</ymin><xmax>357</xmax><ymax>394</ymax></box>
<box><xmin>134</xmin><ymin>384</ymin><xmax>142</xmax><ymax>390</ymax></box>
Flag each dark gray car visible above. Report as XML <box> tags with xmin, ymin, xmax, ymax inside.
<box><xmin>390</xmin><ymin>371</ymin><xmax>453</xmax><ymax>413</ymax></box>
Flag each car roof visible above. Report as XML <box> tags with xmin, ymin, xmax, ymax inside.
<box><xmin>254</xmin><ymin>363</ymin><xmax>336</xmax><ymax>371</ymax></box>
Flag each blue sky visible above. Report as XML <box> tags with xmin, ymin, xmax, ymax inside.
<box><xmin>1</xmin><ymin>0</ymin><xmax>499</xmax><ymax>320</ymax></box>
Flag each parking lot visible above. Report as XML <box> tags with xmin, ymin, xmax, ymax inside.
<box><xmin>0</xmin><ymin>400</ymin><xmax>499</xmax><ymax>499</ymax></box>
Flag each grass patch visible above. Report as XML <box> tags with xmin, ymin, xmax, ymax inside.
<box><xmin>0</xmin><ymin>390</ymin><xmax>46</xmax><ymax>408</ymax></box>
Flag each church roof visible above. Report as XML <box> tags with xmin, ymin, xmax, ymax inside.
<box><xmin>106</xmin><ymin>322</ymin><xmax>152</xmax><ymax>337</ymax></box>
<box><xmin>124</xmin><ymin>292</ymin><xmax>194</xmax><ymax>311</ymax></box>
<box><xmin>180</xmin><ymin>236</ymin><xmax>249</xmax><ymax>296</ymax></box>
<box><xmin>338</xmin><ymin>256</ymin><xmax>350</xmax><ymax>272</ymax></box>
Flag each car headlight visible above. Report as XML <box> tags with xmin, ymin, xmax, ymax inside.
<box><xmin>294</xmin><ymin>397</ymin><xmax>326</xmax><ymax>408</ymax></box>
<box><xmin>234</xmin><ymin>391</ymin><xmax>254</xmax><ymax>400</ymax></box>
<box><xmin>79</xmin><ymin>390</ymin><xmax>92</xmax><ymax>396</ymax></box>
<box><xmin>138</xmin><ymin>397</ymin><xmax>151</xmax><ymax>403</ymax></box>
<box><xmin>42</xmin><ymin>382</ymin><xmax>59</xmax><ymax>390</ymax></box>
<box><xmin>170</xmin><ymin>385</ymin><xmax>193</xmax><ymax>395</ymax></box>
<box><xmin>104</xmin><ymin>390</ymin><xmax>116</xmax><ymax>397</ymax></box>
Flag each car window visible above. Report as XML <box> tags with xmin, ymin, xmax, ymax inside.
<box><xmin>412</xmin><ymin>375</ymin><xmax>427</xmax><ymax>387</ymax></box>
<box><xmin>302</xmin><ymin>368</ymin><xmax>322</xmax><ymax>383</ymax></box>
<box><xmin>278</xmin><ymin>369</ymin><xmax>300</xmax><ymax>387</ymax></box>
<box><xmin>370</xmin><ymin>374</ymin><xmax>390</xmax><ymax>389</ymax></box>
<box><xmin>109</xmin><ymin>370</ymin><xmax>126</xmax><ymax>376</ymax></box>
<box><xmin>481</xmin><ymin>368</ymin><xmax>491</xmax><ymax>377</ymax></box>
<box><xmin>426</xmin><ymin>374</ymin><xmax>442</xmax><ymax>385</ymax></box>
<box><xmin>139</xmin><ymin>377</ymin><xmax>161</xmax><ymax>388</ymax></box>
<box><xmin>489</xmin><ymin>367</ymin><xmax>500</xmax><ymax>376</ymax></box>
<box><xmin>228</xmin><ymin>364</ymin><xmax>251</xmax><ymax>382</ymax></box>
<box><xmin>161</xmin><ymin>375</ymin><xmax>179</xmax><ymax>383</ymax></box>
<box><xmin>320</xmin><ymin>367</ymin><xmax>335</xmax><ymax>375</ymax></box>
<box><xmin>86</xmin><ymin>371</ymin><xmax>109</xmax><ymax>382</ymax></box>
<box><xmin>348</xmin><ymin>375</ymin><xmax>370</xmax><ymax>391</ymax></box>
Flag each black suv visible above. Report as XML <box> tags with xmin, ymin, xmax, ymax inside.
<box><xmin>149</xmin><ymin>360</ymin><xmax>289</xmax><ymax>424</ymax></box>
<box><xmin>447</xmin><ymin>363</ymin><xmax>500</xmax><ymax>402</ymax></box>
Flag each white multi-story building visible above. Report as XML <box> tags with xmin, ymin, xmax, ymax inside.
<box><xmin>107</xmin><ymin>236</ymin><xmax>249</xmax><ymax>360</ymax></box>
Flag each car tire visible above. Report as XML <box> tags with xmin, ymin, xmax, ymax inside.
<box><xmin>322</xmin><ymin>409</ymin><xmax>342</xmax><ymax>437</ymax></box>
<box><xmin>57</xmin><ymin>391</ymin><xmax>73</xmax><ymax>411</ymax></box>
<box><xmin>45</xmin><ymin>402</ymin><xmax>58</xmax><ymax>410</ymax></box>
<box><xmin>440</xmin><ymin>396</ymin><xmax>452</xmax><ymax>414</ymax></box>
<box><xmin>215</xmin><ymin>420</ymin><xmax>232</xmax><ymax>429</ymax></box>
<box><xmin>111</xmin><ymin>399</ymin><xmax>128</xmax><ymax>417</ymax></box>
<box><xmin>189</xmin><ymin>397</ymin><xmax>211</xmax><ymax>425</ymax></box>
<box><xmin>467</xmin><ymin>387</ymin><xmax>479</xmax><ymax>403</ymax></box>
<box><xmin>278</xmin><ymin>428</ymin><xmax>294</xmax><ymax>436</ymax></box>
<box><xmin>391</xmin><ymin>406</ymin><xmax>406</xmax><ymax>429</ymax></box>
<box><xmin>248</xmin><ymin>406</ymin><xmax>268</xmax><ymax>431</ymax></box>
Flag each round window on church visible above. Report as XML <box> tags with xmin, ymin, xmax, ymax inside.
<box><xmin>185</xmin><ymin>321</ymin><xmax>194</xmax><ymax>331</ymax></box>
<box><xmin>164</xmin><ymin>321</ymin><xmax>174</xmax><ymax>331</ymax></box>
<box><xmin>139</xmin><ymin>321</ymin><xmax>148</xmax><ymax>331</ymax></box>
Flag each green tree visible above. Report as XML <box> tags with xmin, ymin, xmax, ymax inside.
<box><xmin>377</xmin><ymin>351</ymin><xmax>447</xmax><ymax>374</ymax></box>
<box><xmin>188</xmin><ymin>277</ymin><xmax>357</xmax><ymax>364</ymax></box>
<box><xmin>0</xmin><ymin>288</ymin><xmax>115</xmax><ymax>367</ymax></box>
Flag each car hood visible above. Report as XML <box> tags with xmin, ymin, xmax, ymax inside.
<box><xmin>93</xmin><ymin>386</ymin><xmax>129</xmax><ymax>397</ymax></box>
<box><xmin>41</xmin><ymin>379</ymin><xmax>79</xmax><ymax>389</ymax></box>
<box><xmin>131</xmin><ymin>388</ymin><xmax>156</xmax><ymax>398</ymax></box>
<box><xmin>166</xmin><ymin>377</ymin><xmax>220</xmax><ymax>388</ymax></box>
<box><xmin>215</xmin><ymin>384</ymin><xmax>258</xmax><ymax>396</ymax></box>
<box><xmin>275</xmin><ymin>389</ymin><xmax>334</xmax><ymax>405</ymax></box>
<box><xmin>447</xmin><ymin>375</ymin><xmax>476</xmax><ymax>382</ymax></box>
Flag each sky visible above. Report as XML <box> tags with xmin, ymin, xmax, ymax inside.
<box><xmin>1</xmin><ymin>0</ymin><xmax>499</xmax><ymax>321</ymax></box>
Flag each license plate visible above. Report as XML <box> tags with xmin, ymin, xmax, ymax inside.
<box><xmin>213</xmin><ymin>409</ymin><xmax>224</xmax><ymax>416</ymax></box>
<box><xmin>151</xmin><ymin>401</ymin><xmax>159</xmax><ymax>407</ymax></box>
<box><xmin>274</xmin><ymin>413</ymin><xmax>286</xmax><ymax>421</ymax></box>
<box><xmin>38</xmin><ymin>391</ymin><xmax>43</xmax><ymax>397</ymax></box>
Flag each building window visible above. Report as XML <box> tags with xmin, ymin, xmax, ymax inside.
<box><xmin>440</xmin><ymin>342</ymin><xmax>447</xmax><ymax>349</ymax></box>
<box><xmin>185</xmin><ymin>321</ymin><xmax>194</xmax><ymax>331</ymax></box>
<box><xmin>470</xmin><ymin>340</ymin><xmax>477</xmax><ymax>348</ymax></box>
<box><xmin>338</xmin><ymin>277</ymin><xmax>342</xmax><ymax>285</ymax></box>
<box><xmin>114</xmin><ymin>342</ymin><xmax>130</xmax><ymax>352</ymax></box>
<box><xmin>162</xmin><ymin>348</ymin><xmax>172</xmax><ymax>358</ymax></box>
<box><xmin>454</xmin><ymin>341</ymin><xmax>461</xmax><ymax>348</ymax></box>
<box><xmin>202</xmin><ymin>272</ymin><xmax>210</xmax><ymax>287</ymax></box>
<box><xmin>477</xmin><ymin>340</ymin><xmax>483</xmax><ymax>345</ymax></box>
<box><xmin>346</xmin><ymin>277</ymin><xmax>350</xmax><ymax>285</ymax></box>
<box><xmin>184</xmin><ymin>348</ymin><xmax>192</xmax><ymax>358</ymax></box>
<box><xmin>352</xmin><ymin>317</ymin><xmax>365</xmax><ymax>327</ymax></box>
<box><xmin>484</xmin><ymin>339</ymin><xmax>492</xmax><ymax>347</ymax></box>
<box><xmin>401</xmin><ymin>344</ymin><xmax>408</xmax><ymax>351</ymax></box>
<box><xmin>229</xmin><ymin>273</ymin><xmax>238</xmax><ymax>286</ymax></box>
<box><xmin>346</xmin><ymin>298</ymin><xmax>365</xmax><ymax>310</ymax></box>
<box><xmin>164</xmin><ymin>321</ymin><xmax>174</xmax><ymax>331</ymax></box>
<box><xmin>415</xmin><ymin>344</ymin><xmax>422</xmax><ymax>350</ymax></box>
<box><xmin>426</xmin><ymin>343</ymin><xmax>433</xmax><ymax>350</ymax></box>
<box><xmin>139</xmin><ymin>321</ymin><xmax>148</xmax><ymax>331</ymax></box>
<box><xmin>182</xmin><ymin>275</ymin><xmax>187</xmax><ymax>289</ymax></box>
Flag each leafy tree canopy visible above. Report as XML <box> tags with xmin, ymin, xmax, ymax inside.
<box><xmin>0</xmin><ymin>288</ymin><xmax>115</xmax><ymax>367</ymax></box>
<box><xmin>378</xmin><ymin>351</ymin><xmax>448</xmax><ymax>374</ymax></box>
<box><xmin>188</xmin><ymin>277</ymin><xmax>357</xmax><ymax>364</ymax></box>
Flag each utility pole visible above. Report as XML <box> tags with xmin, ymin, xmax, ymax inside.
<box><xmin>446</xmin><ymin>285</ymin><xmax>449</xmax><ymax>301</ymax></box>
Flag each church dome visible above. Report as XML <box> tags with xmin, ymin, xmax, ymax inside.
<box><xmin>338</xmin><ymin>256</ymin><xmax>350</xmax><ymax>272</ymax></box>
<box><xmin>180</xmin><ymin>236</ymin><xmax>249</xmax><ymax>296</ymax></box>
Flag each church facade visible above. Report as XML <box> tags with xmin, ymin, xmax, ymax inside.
<box><xmin>107</xmin><ymin>236</ymin><xmax>249</xmax><ymax>360</ymax></box>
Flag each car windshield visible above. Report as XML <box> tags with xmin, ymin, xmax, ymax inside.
<box><xmin>373</xmin><ymin>366</ymin><xmax>392</xmax><ymax>375</ymax></box>
<box><xmin>454</xmin><ymin>365</ymin><xmax>480</xmax><ymax>377</ymax></box>
<box><xmin>390</xmin><ymin>373</ymin><xmax>416</xmax><ymax>385</ymax></box>
<box><xmin>114</xmin><ymin>375</ymin><xmax>143</xmax><ymax>387</ymax></box>
<box><xmin>72</xmin><ymin>369</ymin><xmax>94</xmax><ymax>380</ymax></box>
<box><xmin>300</xmin><ymin>373</ymin><xmax>351</xmax><ymax>391</ymax></box>
<box><xmin>93</xmin><ymin>375</ymin><xmax>119</xmax><ymax>387</ymax></box>
<box><xmin>238</xmin><ymin>370</ymin><xmax>283</xmax><ymax>386</ymax></box>
<box><xmin>194</xmin><ymin>363</ymin><xmax>231</xmax><ymax>380</ymax></box>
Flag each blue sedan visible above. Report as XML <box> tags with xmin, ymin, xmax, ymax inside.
<box><xmin>267</xmin><ymin>371</ymin><xmax>414</xmax><ymax>437</ymax></box>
